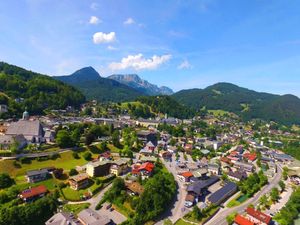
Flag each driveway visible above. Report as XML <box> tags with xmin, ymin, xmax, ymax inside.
<box><xmin>99</xmin><ymin>202</ymin><xmax>127</xmax><ymax>224</ymax></box>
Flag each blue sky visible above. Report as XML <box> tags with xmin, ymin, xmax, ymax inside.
<box><xmin>1</xmin><ymin>0</ymin><xmax>300</xmax><ymax>96</ymax></box>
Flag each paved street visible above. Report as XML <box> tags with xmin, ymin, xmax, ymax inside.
<box><xmin>155</xmin><ymin>154</ymin><xmax>189</xmax><ymax>224</ymax></box>
<box><xmin>205</xmin><ymin>165</ymin><xmax>283</xmax><ymax>225</ymax></box>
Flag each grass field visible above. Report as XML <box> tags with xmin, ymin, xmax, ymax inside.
<box><xmin>63</xmin><ymin>203</ymin><xmax>90</xmax><ymax>215</ymax></box>
<box><xmin>0</xmin><ymin>150</ymin><xmax>92</xmax><ymax>177</ymax></box>
<box><xmin>208</xmin><ymin>109</ymin><xmax>230</xmax><ymax>116</ymax></box>
<box><xmin>226</xmin><ymin>194</ymin><xmax>248</xmax><ymax>208</ymax></box>
<box><xmin>174</xmin><ymin>219</ymin><xmax>195</xmax><ymax>225</ymax></box>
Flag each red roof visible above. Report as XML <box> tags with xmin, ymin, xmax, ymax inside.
<box><xmin>234</xmin><ymin>215</ymin><xmax>255</xmax><ymax>225</ymax></box>
<box><xmin>138</xmin><ymin>162</ymin><xmax>155</xmax><ymax>172</ymax></box>
<box><xmin>20</xmin><ymin>185</ymin><xmax>48</xmax><ymax>199</ymax></box>
<box><xmin>243</xmin><ymin>153</ymin><xmax>257</xmax><ymax>161</ymax></box>
<box><xmin>246</xmin><ymin>207</ymin><xmax>271</xmax><ymax>224</ymax></box>
<box><xmin>180</xmin><ymin>171</ymin><xmax>193</xmax><ymax>178</ymax></box>
<box><xmin>220</xmin><ymin>157</ymin><xmax>231</xmax><ymax>164</ymax></box>
<box><xmin>230</xmin><ymin>151</ymin><xmax>239</xmax><ymax>156</ymax></box>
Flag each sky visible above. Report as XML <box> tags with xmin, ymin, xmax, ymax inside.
<box><xmin>1</xmin><ymin>0</ymin><xmax>300</xmax><ymax>96</ymax></box>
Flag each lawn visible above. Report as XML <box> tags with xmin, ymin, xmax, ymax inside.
<box><xmin>107</xmin><ymin>144</ymin><xmax>122</xmax><ymax>153</ymax></box>
<box><xmin>63</xmin><ymin>203</ymin><xmax>90</xmax><ymax>215</ymax></box>
<box><xmin>226</xmin><ymin>194</ymin><xmax>248</xmax><ymax>208</ymax></box>
<box><xmin>174</xmin><ymin>219</ymin><xmax>195</xmax><ymax>225</ymax></box>
<box><xmin>208</xmin><ymin>109</ymin><xmax>230</xmax><ymax>116</ymax></box>
<box><xmin>0</xmin><ymin>150</ymin><xmax>91</xmax><ymax>177</ymax></box>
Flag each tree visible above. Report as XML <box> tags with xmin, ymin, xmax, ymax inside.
<box><xmin>0</xmin><ymin>173</ymin><xmax>14</xmax><ymax>189</ymax></box>
<box><xmin>112</xmin><ymin>130</ymin><xmax>120</xmax><ymax>147</ymax></box>
<box><xmin>192</xmin><ymin>205</ymin><xmax>202</xmax><ymax>220</ymax></box>
<box><xmin>226</xmin><ymin>212</ymin><xmax>237</xmax><ymax>225</ymax></box>
<box><xmin>56</xmin><ymin>130</ymin><xmax>75</xmax><ymax>148</ymax></box>
<box><xmin>270</xmin><ymin>187</ymin><xmax>280</xmax><ymax>202</ymax></box>
<box><xmin>69</xmin><ymin>168</ymin><xmax>78</xmax><ymax>176</ymax></box>
<box><xmin>85</xmin><ymin>132</ymin><xmax>95</xmax><ymax>146</ymax></box>
<box><xmin>72</xmin><ymin>152</ymin><xmax>80</xmax><ymax>159</ymax></box>
<box><xmin>259</xmin><ymin>195</ymin><xmax>268</xmax><ymax>208</ymax></box>
<box><xmin>279</xmin><ymin>180</ymin><xmax>286</xmax><ymax>192</ymax></box>
<box><xmin>83</xmin><ymin>152</ymin><xmax>92</xmax><ymax>161</ymax></box>
<box><xmin>282</xmin><ymin>167</ymin><xmax>288</xmax><ymax>180</ymax></box>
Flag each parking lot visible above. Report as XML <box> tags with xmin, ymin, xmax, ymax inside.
<box><xmin>99</xmin><ymin>203</ymin><xmax>127</xmax><ymax>224</ymax></box>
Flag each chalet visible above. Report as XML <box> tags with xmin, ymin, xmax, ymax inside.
<box><xmin>159</xmin><ymin>150</ymin><xmax>172</xmax><ymax>161</ymax></box>
<box><xmin>139</xmin><ymin>155</ymin><xmax>157</xmax><ymax>163</ymax></box>
<box><xmin>98</xmin><ymin>151</ymin><xmax>112</xmax><ymax>161</ymax></box>
<box><xmin>109</xmin><ymin>158</ymin><xmax>130</xmax><ymax>176</ymax></box>
<box><xmin>125</xmin><ymin>181</ymin><xmax>144</xmax><ymax>196</ymax></box>
<box><xmin>19</xmin><ymin>185</ymin><xmax>48</xmax><ymax>202</ymax></box>
<box><xmin>245</xmin><ymin>207</ymin><xmax>272</xmax><ymax>225</ymax></box>
<box><xmin>184</xmin><ymin>144</ymin><xmax>193</xmax><ymax>154</ymax></box>
<box><xmin>26</xmin><ymin>169</ymin><xmax>49</xmax><ymax>183</ymax></box>
<box><xmin>69</xmin><ymin>173</ymin><xmax>89</xmax><ymax>190</ymax></box>
<box><xmin>234</xmin><ymin>214</ymin><xmax>255</xmax><ymax>225</ymax></box>
<box><xmin>132</xmin><ymin>162</ymin><xmax>155</xmax><ymax>179</ymax></box>
<box><xmin>136</xmin><ymin>119</ymin><xmax>159</xmax><ymax>128</ymax></box>
<box><xmin>208</xmin><ymin>163</ymin><xmax>221</xmax><ymax>175</ymax></box>
<box><xmin>243</xmin><ymin>153</ymin><xmax>257</xmax><ymax>162</ymax></box>
<box><xmin>207</xmin><ymin>182</ymin><xmax>238</xmax><ymax>205</ymax></box>
<box><xmin>46</xmin><ymin>212</ymin><xmax>80</xmax><ymax>225</ymax></box>
<box><xmin>185</xmin><ymin>194</ymin><xmax>195</xmax><ymax>207</ymax></box>
<box><xmin>78</xmin><ymin>209</ymin><xmax>113</xmax><ymax>225</ymax></box>
<box><xmin>44</xmin><ymin>130</ymin><xmax>55</xmax><ymax>143</ymax></box>
<box><xmin>192</xmin><ymin>168</ymin><xmax>208</xmax><ymax>180</ymax></box>
<box><xmin>178</xmin><ymin>171</ymin><xmax>194</xmax><ymax>183</ymax></box>
<box><xmin>233</xmin><ymin>161</ymin><xmax>255</xmax><ymax>173</ymax></box>
<box><xmin>86</xmin><ymin>161</ymin><xmax>111</xmax><ymax>177</ymax></box>
<box><xmin>228</xmin><ymin>170</ymin><xmax>247</xmax><ymax>182</ymax></box>
<box><xmin>137</xmin><ymin>130</ymin><xmax>157</xmax><ymax>146</ymax></box>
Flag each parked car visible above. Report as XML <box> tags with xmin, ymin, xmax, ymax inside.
<box><xmin>106</xmin><ymin>203</ymin><xmax>112</xmax><ymax>210</ymax></box>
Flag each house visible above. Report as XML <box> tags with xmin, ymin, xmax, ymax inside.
<box><xmin>110</xmin><ymin>158</ymin><xmax>130</xmax><ymax>176</ymax></box>
<box><xmin>233</xmin><ymin>161</ymin><xmax>255</xmax><ymax>172</ymax></box>
<box><xmin>159</xmin><ymin>150</ymin><xmax>172</xmax><ymax>161</ymax></box>
<box><xmin>125</xmin><ymin>181</ymin><xmax>144</xmax><ymax>196</ymax></box>
<box><xmin>78</xmin><ymin>209</ymin><xmax>113</xmax><ymax>225</ymax></box>
<box><xmin>184</xmin><ymin>144</ymin><xmax>193</xmax><ymax>154</ymax></box>
<box><xmin>185</xmin><ymin>193</ymin><xmax>196</xmax><ymax>207</ymax></box>
<box><xmin>200</xmin><ymin>149</ymin><xmax>210</xmax><ymax>156</ymax></box>
<box><xmin>26</xmin><ymin>169</ymin><xmax>49</xmax><ymax>183</ymax></box>
<box><xmin>243</xmin><ymin>153</ymin><xmax>257</xmax><ymax>162</ymax></box>
<box><xmin>132</xmin><ymin>162</ymin><xmax>155</xmax><ymax>179</ymax></box>
<box><xmin>139</xmin><ymin>155</ymin><xmax>157</xmax><ymax>163</ymax></box>
<box><xmin>234</xmin><ymin>214</ymin><xmax>255</xmax><ymax>225</ymax></box>
<box><xmin>45</xmin><ymin>212</ymin><xmax>80</xmax><ymax>225</ymax></box>
<box><xmin>192</xmin><ymin>168</ymin><xmax>208</xmax><ymax>180</ymax></box>
<box><xmin>69</xmin><ymin>173</ymin><xmax>89</xmax><ymax>190</ymax></box>
<box><xmin>86</xmin><ymin>160</ymin><xmax>111</xmax><ymax>177</ymax></box>
<box><xmin>245</xmin><ymin>207</ymin><xmax>272</xmax><ymax>225</ymax></box>
<box><xmin>228</xmin><ymin>170</ymin><xmax>247</xmax><ymax>182</ymax></box>
<box><xmin>6</xmin><ymin>115</ymin><xmax>44</xmax><ymax>143</ymax></box>
<box><xmin>98</xmin><ymin>151</ymin><xmax>112</xmax><ymax>161</ymax></box>
<box><xmin>137</xmin><ymin>130</ymin><xmax>158</xmax><ymax>146</ymax></box>
<box><xmin>136</xmin><ymin>119</ymin><xmax>160</xmax><ymax>128</ymax></box>
<box><xmin>19</xmin><ymin>185</ymin><xmax>48</xmax><ymax>202</ymax></box>
<box><xmin>208</xmin><ymin>163</ymin><xmax>221</xmax><ymax>175</ymax></box>
<box><xmin>145</xmin><ymin>141</ymin><xmax>155</xmax><ymax>151</ymax></box>
<box><xmin>207</xmin><ymin>182</ymin><xmax>238</xmax><ymax>205</ymax></box>
<box><xmin>0</xmin><ymin>134</ymin><xmax>27</xmax><ymax>150</ymax></box>
<box><xmin>178</xmin><ymin>171</ymin><xmax>194</xmax><ymax>183</ymax></box>
<box><xmin>213</xmin><ymin>141</ymin><xmax>223</xmax><ymax>150</ymax></box>
<box><xmin>44</xmin><ymin>130</ymin><xmax>55</xmax><ymax>143</ymax></box>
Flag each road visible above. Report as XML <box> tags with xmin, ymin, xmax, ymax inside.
<box><xmin>205</xmin><ymin>165</ymin><xmax>283</xmax><ymax>225</ymax></box>
<box><xmin>155</xmin><ymin>154</ymin><xmax>189</xmax><ymax>224</ymax></box>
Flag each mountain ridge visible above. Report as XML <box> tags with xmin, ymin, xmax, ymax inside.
<box><xmin>108</xmin><ymin>74</ymin><xmax>174</xmax><ymax>95</ymax></box>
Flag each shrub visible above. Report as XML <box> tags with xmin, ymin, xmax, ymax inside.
<box><xmin>69</xmin><ymin>169</ymin><xmax>78</xmax><ymax>176</ymax></box>
<box><xmin>83</xmin><ymin>152</ymin><xmax>92</xmax><ymax>161</ymax></box>
<box><xmin>72</xmin><ymin>152</ymin><xmax>80</xmax><ymax>159</ymax></box>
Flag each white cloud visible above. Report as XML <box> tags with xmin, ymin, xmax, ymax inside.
<box><xmin>93</xmin><ymin>32</ymin><xmax>116</xmax><ymax>44</ymax></box>
<box><xmin>124</xmin><ymin>17</ymin><xmax>135</xmax><ymax>25</ymax></box>
<box><xmin>89</xmin><ymin>16</ymin><xmax>101</xmax><ymax>25</ymax></box>
<box><xmin>90</xmin><ymin>2</ymin><xmax>99</xmax><ymax>10</ymax></box>
<box><xmin>109</xmin><ymin>54</ymin><xmax>172</xmax><ymax>71</ymax></box>
<box><xmin>107</xmin><ymin>45</ymin><xmax>118</xmax><ymax>51</ymax></box>
<box><xmin>178</xmin><ymin>60</ymin><xmax>192</xmax><ymax>69</ymax></box>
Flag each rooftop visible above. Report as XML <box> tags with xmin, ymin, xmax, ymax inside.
<box><xmin>20</xmin><ymin>185</ymin><xmax>47</xmax><ymax>199</ymax></box>
<box><xmin>246</xmin><ymin>207</ymin><xmax>271</xmax><ymax>224</ymax></box>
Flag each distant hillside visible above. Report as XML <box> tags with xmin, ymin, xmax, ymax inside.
<box><xmin>0</xmin><ymin>62</ymin><xmax>85</xmax><ymax>117</ymax></box>
<box><xmin>55</xmin><ymin>67</ymin><xmax>145</xmax><ymax>102</ymax></box>
<box><xmin>108</xmin><ymin>74</ymin><xmax>174</xmax><ymax>95</ymax></box>
<box><xmin>136</xmin><ymin>95</ymin><xmax>195</xmax><ymax>119</ymax></box>
<box><xmin>172</xmin><ymin>82</ymin><xmax>300</xmax><ymax>125</ymax></box>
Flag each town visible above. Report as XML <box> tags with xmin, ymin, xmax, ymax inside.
<box><xmin>0</xmin><ymin>102</ymin><xmax>299</xmax><ymax>225</ymax></box>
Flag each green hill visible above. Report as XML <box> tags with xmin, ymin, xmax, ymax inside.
<box><xmin>172</xmin><ymin>82</ymin><xmax>300</xmax><ymax>125</ymax></box>
<box><xmin>55</xmin><ymin>67</ymin><xmax>145</xmax><ymax>102</ymax></box>
<box><xmin>0</xmin><ymin>62</ymin><xmax>85</xmax><ymax>117</ymax></box>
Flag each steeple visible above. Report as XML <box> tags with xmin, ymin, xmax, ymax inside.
<box><xmin>22</xmin><ymin>107</ymin><xmax>29</xmax><ymax>120</ymax></box>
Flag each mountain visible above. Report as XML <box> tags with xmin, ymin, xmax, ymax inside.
<box><xmin>0</xmin><ymin>62</ymin><xmax>85</xmax><ymax>117</ymax></box>
<box><xmin>55</xmin><ymin>67</ymin><xmax>145</xmax><ymax>102</ymax></box>
<box><xmin>108</xmin><ymin>74</ymin><xmax>174</xmax><ymax>95</ymax></box>
<box><xmin>172</xmin><ymin>82</ymin><xmax>300</xmax><ymax>125</ymax></box>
